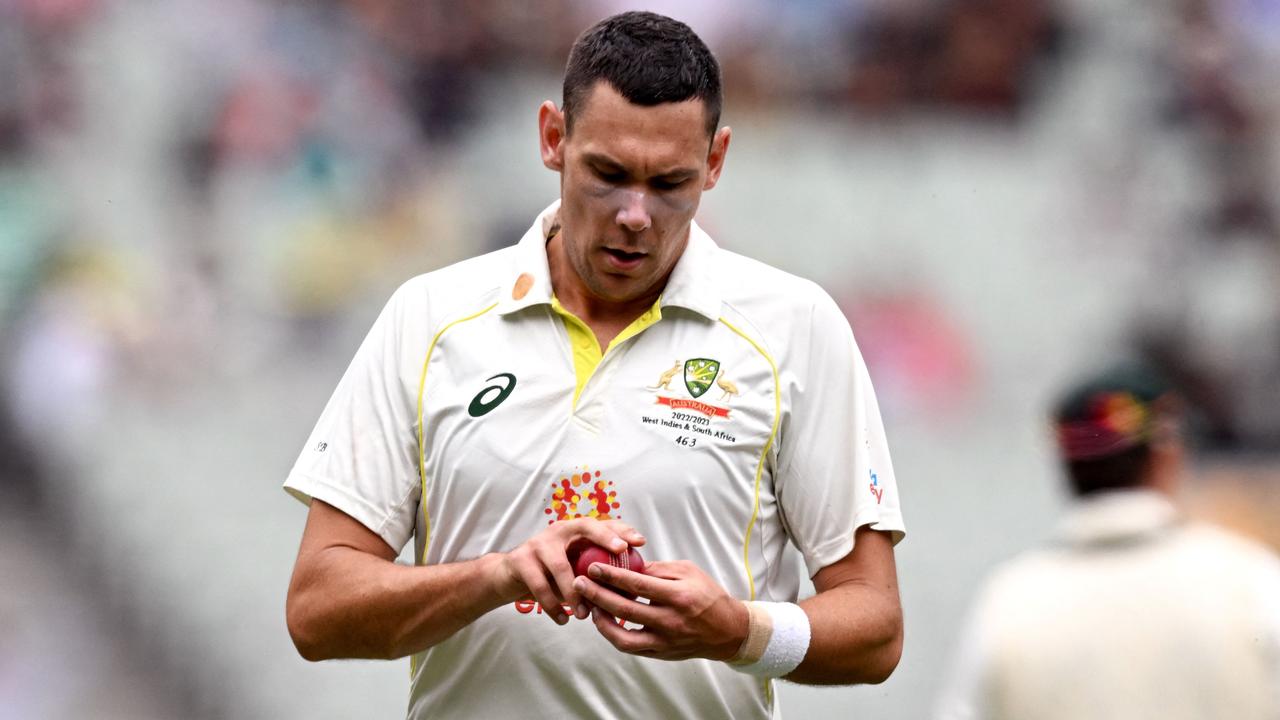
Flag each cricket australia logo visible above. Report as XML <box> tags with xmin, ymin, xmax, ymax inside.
<box><xmin>683</xmin><ymin>358</ymin><xmax>719</xmax><ymax>398</ymax></box>
<box><xmin>647</xmin><ymin>357</ymin><xmax>736</xmax><ymax>420</ymax></box>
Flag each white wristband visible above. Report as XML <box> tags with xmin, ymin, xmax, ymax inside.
<box><xmin>728</xmin><ymin>601</ymin><xmax>811</xmax><ymax>678</ymax></box>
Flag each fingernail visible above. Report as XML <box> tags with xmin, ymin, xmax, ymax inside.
<box><xmin>611</xmin><ymin>539</ymin><xmax>626</xmax><ymax>551</ymax></box>
<box><xmin>576</xmin><ymin>603</ymin><xmax>588</xmax><ymax>618</ymax></box>
<box><xmin>556</xmin><ymin>613</ymin><xmax>567</xmax><ymax>625</ymax></box>
<box><xmin>588</xmin><ymin>563</ymin><xmax>602</xmax><ymax>578</ymax></box>
<box><xmin>573</xmin><ymin>577</ymin><xmax>586</xmax><ymax>591</ymax></box>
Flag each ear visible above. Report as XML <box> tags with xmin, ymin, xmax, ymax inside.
<box><xmin>702</xmin><ymin>126</ymin><xmax>732</xmax><ymax>191</ymax></box>
<box><xmin>538</xmin><ymin>101</ymin><xmax>567</xmax><ymax>172</ymax></box>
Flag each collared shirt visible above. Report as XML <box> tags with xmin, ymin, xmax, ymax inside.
<box><xmin>1051</xmin><ymin>488</ymin><xmax>1181</xmax><ymax>547</ymax></box>
<box><xmin>935</xmin><ymin>489</ymin><xmax>1280</xmax><ymax>720</ymax></box>
<box><xmin>285</xmin><ymin>201</ymin><xmax>905</xmax><ymax>719</ymax></box>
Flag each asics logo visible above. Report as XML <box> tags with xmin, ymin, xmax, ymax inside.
<box><xmin>468</xmin><ymin>373</ymin><xmax>517</xmax><ymax>417</ymax></box>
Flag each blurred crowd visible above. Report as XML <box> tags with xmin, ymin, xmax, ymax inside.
<box><xmin>5</xmin><ymin>0</ymin><xmax>1278</xmax><ymax>459</ymax></box>
<box><xmin>1</xmin><ymin>0</ymin><xmax>1279</xmax><ymax>717</ymax></box>
<box><xmin>4</xmin><ymin>0</ymin><xmax>1278</xmax><ymax>447</ymax></box>
<box><xmin>1137</xmin><ymin>0</ymin><xmax>1280</xmax><ymax>452</ymax></box>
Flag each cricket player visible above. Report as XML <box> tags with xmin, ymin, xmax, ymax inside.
<box><xmin>935</xmin><ymin>366</ymin><xmax>1280</xmax><ymax>720</ymax></box>
<box><xmin>285</xmin><ymin>11</ymin><xmax>905</xmax><ymax>718</ymax></box>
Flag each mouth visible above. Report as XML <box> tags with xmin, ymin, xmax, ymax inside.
<box><xmin>601</xmin><ymin>247</ymin><xmax>648</xmax><ymax>271</ymax></box>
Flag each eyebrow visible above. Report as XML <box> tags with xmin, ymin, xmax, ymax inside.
<box><xmin>580</xmin><ymin>152</ymin><xmax>698</xmax><ymax>180</ymax></box>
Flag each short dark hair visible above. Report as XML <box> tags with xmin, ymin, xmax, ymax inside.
<box><xmin>1063</xmin><ymin>445</ymin><xmax>1153</xmax><ymax>496</ymax></box>
<box><xmin>562</xmin><ymin>11</ymin><xmax>722</xmax><ymax>137</ymax></box>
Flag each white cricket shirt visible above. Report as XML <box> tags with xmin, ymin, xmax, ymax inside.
<box><xmin>285</xmin><ymin>201</ymin><xmax>905</xmax><ymax>719</ymax></box>
<box><xmin>935</xmin><ymin>490</ymin><xmax>1280</xmax><ymax>720</ymax></box>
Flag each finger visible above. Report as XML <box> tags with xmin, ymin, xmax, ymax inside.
<box><xmin>603</xmin><ymin>520</ymin><xmax>647</xmax><ymax>547</ymax></box>
<box><xmin>535</xmin><ymin>543</ymin><xmax>580</xmax><ymax>610</ymax></box>
<box><xmin>574</xmin><ymin>576</ymin><xmax>663</xmax><ymax>627</ymax></box>
<box><xmin>586</xmin><ymin>563</ymin><xmax>670</xmax><ymax>602</ymax></box>
<box><xmin>590</xmin><ymin>608</ymin><xmax>664</xmax><ymax>655</ymax></box>
<box><xmin>517</xmin><ymin>565</ymin><xmax>568</xmax><ymax>625</ymax></box>
<box><xmin>570</xmin><ymin>521</ymin><xmax>632</xmax><ymax>554</ymax></box>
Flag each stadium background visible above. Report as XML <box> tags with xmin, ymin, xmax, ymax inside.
<box><xmin>1</xmin><ymin>0</ymin><xmax>1278</xmax><ymax>717</ymax></box>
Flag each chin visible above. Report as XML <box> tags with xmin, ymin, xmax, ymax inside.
<box><xmin>590</xmin><ymin>278</ymin><xmax>646</xmax><ymax>303</ymax></box>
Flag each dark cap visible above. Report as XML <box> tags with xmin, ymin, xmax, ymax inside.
<box><xmin>1052</xmin><ymin>365</ymin><xmax>1181</xmax><ymax>461</ymax></box>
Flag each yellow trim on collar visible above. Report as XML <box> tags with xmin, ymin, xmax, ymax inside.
<box><xmin>550</xmin><ymin>296</ymin><xmax>663</xmax><ymax>409</ymax></box>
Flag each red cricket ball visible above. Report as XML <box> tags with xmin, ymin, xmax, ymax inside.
<box><xmin>567</xmin><ymin>542</ymin><xmax>645</xmax><ymax>599</ymax></box>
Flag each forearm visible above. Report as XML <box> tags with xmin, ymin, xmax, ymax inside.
<box><xmin>286</xmin><ymin>548</ymin><xmax>517</xmax><ymax>661</ymax></box>
<box><xmin>786</xmin><ymin>580</ymin><xmax>904</xmax><ymax>685</ymax></box>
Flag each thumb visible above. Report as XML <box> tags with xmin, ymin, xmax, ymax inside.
<box><xmin>639</xmin><ymin>560</ymin><xmax>686</xmax><ymax>580</ymax></box>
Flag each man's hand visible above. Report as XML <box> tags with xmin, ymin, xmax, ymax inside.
<box><xmin>574</xmin><ymin>560</ymin><xmax>748</xmax><ymax>661</ymax></box>
<box><xmin>496</xmin><ymin>519</ymin><xmax>646</xmax><ymax>626</ymax></box>
<box><xmin>574</xmin><ymin>527</ymin><xmax>902</xmax><ymax>685</ymax></box>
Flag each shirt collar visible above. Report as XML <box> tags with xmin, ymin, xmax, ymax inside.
<box><xmin>495</xmin><ymin>200</ymin><xmax>722</xmax><ymax>321</ymax></box>
<box><xmin>1054</xmin><ymin>489</ymin><xmax>1182</xmax><ymax>548</ymax></box>
<box><xmin>660</xmin><ymin>220</ymin><xmax>722</xmax><ymax>321</ymax></box>
<box><xmin>495</xmin><ymin>201</ymin><xmax>560</xmax><ymax>316</ymax></box>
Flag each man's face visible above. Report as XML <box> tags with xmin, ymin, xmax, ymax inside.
<box><xmin>539</xmin><ymin>82</ymin><xmax>730</xmax><ymax>305</ymax></box>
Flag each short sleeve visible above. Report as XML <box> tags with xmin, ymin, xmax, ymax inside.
<box><xmin>284</xmin><ymin>284</ymin><xmax>423</xmax><ymax>553</ymax></box>
<box><xmin>774</xmin><ymin>289</ymin><xmax>905</xmax><ymax>577</ymax></box>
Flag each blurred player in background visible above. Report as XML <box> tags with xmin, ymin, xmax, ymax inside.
<box><xmin>283</xmin><ymin>11</ymin><xmax>904</xmax><ymax>719</ymax></box>
<box><xmin>935</xmin><ymin>366</ymin><xmax>1280</xmax><ymax>720</ymax></box>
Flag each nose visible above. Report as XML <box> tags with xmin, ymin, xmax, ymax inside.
<box><xmin>615</xmin><ymin>190</ymin><xmax>651</xmax><ymax>233</ymax></box>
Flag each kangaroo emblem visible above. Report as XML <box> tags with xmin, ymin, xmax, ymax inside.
<box><xmin>648</xmin><ymin>361</ymin><xmax>681</xmax><ymax>391</ymax></box>
<box><xmin>716</xmin><ymin>375</ymin><xmax>740</xmax><ymax>401</ymax></box>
